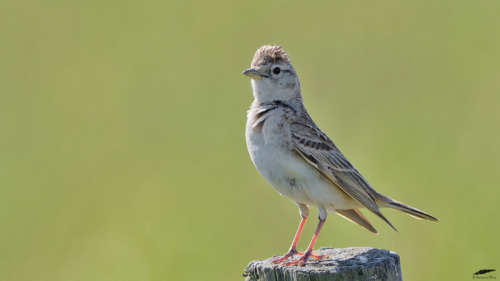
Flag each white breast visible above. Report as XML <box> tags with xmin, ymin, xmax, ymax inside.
<box><xmin>245</xmin><ymin>105</ymin><xmax>361</xmax><ymax>211</ymax></box>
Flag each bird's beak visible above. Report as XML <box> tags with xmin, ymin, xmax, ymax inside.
<box><xmin>242</xmin><ymin>67</ymin><xmax>263</xmax><ymax>80</ymax></box>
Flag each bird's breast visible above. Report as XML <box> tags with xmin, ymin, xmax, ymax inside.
<box><xmin>245</xmin><ymin>105</ymin><xmax>361</xmax><ymax>209</ymax></box>
<box><xmin>245</xmin><ymin>108</ymin><xmax>319</xmax><ymax>203</ymax></box>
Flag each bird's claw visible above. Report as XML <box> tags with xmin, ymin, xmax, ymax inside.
<box><xmin>272</xmin><ymin>249</ymin><xmax>303</xmax><ymax>264</ymax></box>
<box><xmin>284</xmin><ymin>251</ymin><xmax>328</xmax><ymax>266</ymax></box>
<box><xmin>273</xmin><ymin>250</ymin><xmax>328</xmax><ymax>266</ymax></box>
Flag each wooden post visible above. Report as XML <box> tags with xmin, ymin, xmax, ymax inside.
<box><xmin>243</xmin><ymin>247</ymin><xmax>402</xmax><ymax>281</ymax></box>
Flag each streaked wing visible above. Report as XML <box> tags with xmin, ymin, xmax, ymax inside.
<box><xmin>290</xmin><ymin>120</ymin><xmax>396</xmax><ymax>230</ymax></box>
<box><xmin>336</xmin><ymin>209</ymin><xmax>378</xmax><ymax>233</ymax></box>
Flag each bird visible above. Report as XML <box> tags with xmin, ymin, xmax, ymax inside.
<box><xmin>242</xmin><ymin>45</ymin><xmax>438</xmax><ymax>266</ymax></box>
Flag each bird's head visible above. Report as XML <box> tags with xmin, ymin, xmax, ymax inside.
<box><xmin>243</xmin><ymin>45</ymin><xmax>301</xmax><ymax>103</ymax></box>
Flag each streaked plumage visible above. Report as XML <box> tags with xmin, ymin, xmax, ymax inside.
<box><xmin>243</xmin><ymin>45</ymin><xmax>438</xmax><ymax>266</ymax></box>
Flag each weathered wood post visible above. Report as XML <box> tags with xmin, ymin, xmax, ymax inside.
<box><xmin>243</xmin><ymin>247</ymin><xmax>402</xmax><ymax>281</ymax></box>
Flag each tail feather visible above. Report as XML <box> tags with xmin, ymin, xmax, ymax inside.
<box><xmin>381</xmin><ymin>196</ymin><xmax>439</xmax><ymax>221</ymax></box>
<box><xmin>336</xmin><ymin>209</ymin><xmax>379</xmax><ymax>234</ymax></box>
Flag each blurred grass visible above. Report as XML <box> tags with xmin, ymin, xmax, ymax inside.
<box><xmin>1</xmin><ymin>0</ymin><xmax>499</xmax><ymax>280</ymax></box>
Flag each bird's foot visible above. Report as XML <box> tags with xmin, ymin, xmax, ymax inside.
<box><xmin>283</xmin><ymin>250</ymin><xmax>328</xmax><ymax>266</ymax></box>
<box><xmin>271</xmin><ymin>249</ymin><xmax>303</xmax><ymax>264</ymax></box>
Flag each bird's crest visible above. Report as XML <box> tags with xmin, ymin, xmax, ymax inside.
<box><xmin>251</xmin><ymin>45</ymin><xmax>290</xmax><ymax>67</ymax></box>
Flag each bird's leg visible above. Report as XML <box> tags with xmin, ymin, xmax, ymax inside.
<box><xmin>271</xmin><ymin>215</ymin><xmax>307</xmax><ymax>264</ymax></box>
<box><xmin>285</xmin><ymin>216</ymin><xmax>328</xmax><ymax>266</ymax></box>
<box><xmin>272</xmin><ymin>203</ymin><xmax>309</xmax><ymax>264</ymax></box>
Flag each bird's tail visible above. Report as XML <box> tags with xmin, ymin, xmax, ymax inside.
<box><xmin>379</xmin><ymin>195</ymin><xmax>439</xmax><ymax>221</ymax></box>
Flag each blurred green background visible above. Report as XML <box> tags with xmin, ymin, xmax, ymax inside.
<box><xmin>1</xmin><ymin>0</ymin><xmax>499</xmax><ymax>280</ymax></box>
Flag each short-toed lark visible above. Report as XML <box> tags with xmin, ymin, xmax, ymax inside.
<box><xmin>243</xmin><ymin>45</ymin><xmax>438</xmax><ymax>266</ymax></box>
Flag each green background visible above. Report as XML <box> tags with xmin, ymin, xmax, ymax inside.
<box><xmin>1</xmin><ymin>1</ymin><xmax>499</xmax><ymax>280</ymax></box>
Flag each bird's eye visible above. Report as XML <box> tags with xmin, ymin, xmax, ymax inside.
<box><xmin>272</xmin><ymin>67</ymin><xmax>281</xmax><ymax>74</ymax></box>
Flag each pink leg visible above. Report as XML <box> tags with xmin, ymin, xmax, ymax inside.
<box><xmin>285</xmin><ymin>218</ymin><xmax>327</xmax><ymax>266</ymax></box>
<box><xmin>272</xmin><ymin>216</ymin><xmax>307</xmax><ymax>264</ymax></box>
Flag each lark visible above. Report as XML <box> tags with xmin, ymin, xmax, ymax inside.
<box><xmin>243</xmin><ymin>45</ymin><xmax>438</xmax><ymax>266</ymax></box>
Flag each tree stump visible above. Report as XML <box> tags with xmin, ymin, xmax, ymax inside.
<box><xmin>243</xmin><ymin>247</ymin><xmax>402</xmax><ymax>281</ymax></box>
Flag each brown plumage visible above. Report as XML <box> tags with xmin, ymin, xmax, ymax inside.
<box><xmin>251</xmin><ymin>45</ymin><xmax>290</xmax><ymax>68</ymax></box>
<box><xmin>243</xmin><ymin>45</ymin><xmax>438</xmax><ymax>266</ymax></box>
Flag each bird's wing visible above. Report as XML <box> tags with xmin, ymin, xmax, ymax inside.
<box><xmin>336</xmin><ymin>209</ymin><xmax>378</xmax><ymax>233</ymax></box>
<box><xmin>290</xmin><ymin>120</ymin><xmax>397</xmax><ymax>231</ymax></box>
